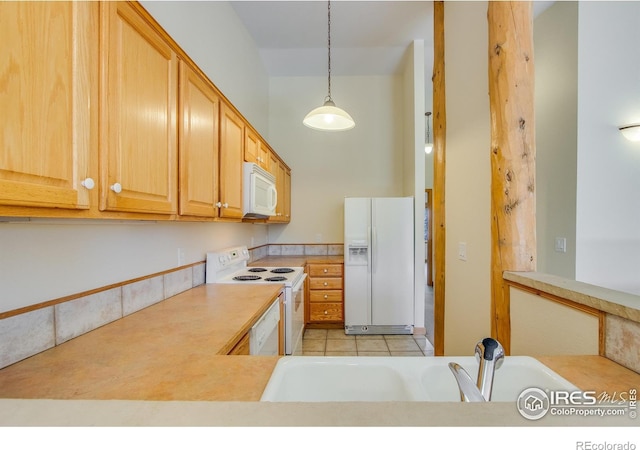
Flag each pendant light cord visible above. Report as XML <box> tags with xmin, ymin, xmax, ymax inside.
<box><xmin>327</xmin><ymin>0</ymin><xmax>332</xmax><ymax>102</ymax></box>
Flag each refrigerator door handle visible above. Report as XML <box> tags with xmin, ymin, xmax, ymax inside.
<box><xmin>371</xmin><ymin>226</ymin><xmax>377</xmax><ymax>273</ymax></box>
<box><xmin>366</xmin><ymin>227</ymin><xmax>372</xmax><ymax>273</ymax></box>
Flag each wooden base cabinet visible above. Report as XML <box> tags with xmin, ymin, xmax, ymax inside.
<box><xmin>306</xmin><ymin>263</ymin><xmax>344</xmax><ymax>324</ymax></box>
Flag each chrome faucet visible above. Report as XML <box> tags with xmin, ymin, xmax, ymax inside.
<box><xmin>448</xmin><ymin>337</ymin><xmax>505</xmax><ymax>402</ymax></box>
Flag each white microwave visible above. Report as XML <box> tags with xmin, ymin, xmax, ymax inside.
<box><xmin>243</xmin><ymin>162</ymin><xmax>277</xmax><ymax>219</ymax></box>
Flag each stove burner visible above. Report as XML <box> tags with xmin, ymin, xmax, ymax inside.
<box><xmin>233</xmin><ymin>275</ymin><xmax>262</xmax><ymax>281</ymax></box>
<box><xmin>248</xmin><ymin>268</ymin><xmax>267</xmax><ymax>272</ymax></box>
<box><xmin>270</xmin><ymin>268</ymin><xmax>294</xmax><ymax>274</ymax></box>
<box><xmin>265</xmin><ymin>276</ymin><xmax>287</xmax><ymax>282</ymax></box>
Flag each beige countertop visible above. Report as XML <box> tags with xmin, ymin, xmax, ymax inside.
<box><xmin>0</xmin><ymin>284</ymin><xmax>282</xmax><ymax>401</ymax></box>
<box><xmin>0</xmin><ymin>278</ymin><xmax>638</xmax><ymax>426</ymax></box>
<box><xmin>504</xmin><ymin>271</ymin><xmax>640</xmax><ymax>322</ymax></box>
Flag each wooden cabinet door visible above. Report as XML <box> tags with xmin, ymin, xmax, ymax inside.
<box><xmin>268</xmin><ymin>152</ymin><xmax>279</xmax><ymax>178</ymax></box>
<box><xmin>227</xmin><ymin>333</ymin><xmax>250</xmax><ymax>355</ymax></box>
<box><xmin>244</xmin><ymin>127</ymin><xmax>260</xmax><ymax>165</ymax></box>
<box><xmin>179</xmin><ymin>61</ymin><xmax>219</xmax><ymax>217</ymax></box>
<box><xmin>276</xmin><ymin>162</ymin><xmax>286</xmax><ymax>221</ymax></box>
<box><xmin>268</xmin><ymin>158</ymin><xmax>290</xmax><ymax>223</ymax></box>
<box><xmin>99</xmin><ymin>2</ymin><xmax>178</xmax><ymax>214</ymax></box>
<box><xmin>283</xmin><ymin>166</ymin><xmax>291</xmax><ymax>222</ymax></box>
<box><xmin>219</xmin><ymin>101</ymin><xmax>244</xmax><ymax>219</ymax></box>
<box><xmin>0</xmin><ymin>2</ymin><xmax>95</xmax><ymax>210</ymax></box>
<box><xmin>245</xmin><ymin>128</ymin><xmax>269</xmax><ymax>170</ymax></box>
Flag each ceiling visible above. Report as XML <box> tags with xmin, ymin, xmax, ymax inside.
<box><xmin>230</xmin><ymin>1</ymin><xmax>434</xmax><ymax>77</ymax></box>
<box><xmin>230</xmin><ymin>1</ymin><xmax>556</xmax><ymax>78</ymax></box>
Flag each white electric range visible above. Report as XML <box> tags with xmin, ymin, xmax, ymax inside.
<box><xmin>205</xmin><ymin>246</ymin><xmax>306</xmax><ymax>355</ymax></box>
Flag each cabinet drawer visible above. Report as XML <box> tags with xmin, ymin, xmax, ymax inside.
<box><xmin>309</xmin><ymin>264</ymin><xmax>342</xmax><ymax>277</ymax></box>
<box><xmin>310</xmin><ymin>290</ymin><xmax>343</xmax><ymax>303</ymax></box>
<box><xmin>309</xmin><ymin>303</ymin><xmax>343</xmax><ymax>322</ymax></box>
<box><xmin>309</xmin><ymin>277</ymin><xmax>342</xmax><ymax>290</ymax></box>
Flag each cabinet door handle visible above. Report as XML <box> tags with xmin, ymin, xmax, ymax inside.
<box><xmin>223</xmin><ymin>203</ymin><xmax>229</xmax><ymax>208</ymax></box>
<box><xmin>216</xmin><ymin>202</ymin><xmax>222</xmax><ymax>208</ymax></box>
<box><xmin>81</xmin><ymin>178</ymin><xmax>95</xmax><ymax>190</ymax></box>
<box><xmin>110</xmin><ymin>182</ymin><xmax>122</xmax><ymax>194</ymax></box>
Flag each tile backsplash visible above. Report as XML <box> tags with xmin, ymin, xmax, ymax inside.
<box><xmin>0</xmin><ymin>263</ymin><xmax>206</xmax><ymax>370</ymax></box>
<box><xmin>0</xmin><ymin>308</ymin><xmax>54</xmax><ymax>369</ymax></box>
<box><xmin>263</xmin><ymin>243</ymin><xmax>343</xmax><ymax>257</ymax></box>
<box><xmin>605</xmin><ymin>314</ymin><xmax>640</xmax><ymax>373</ymax></box>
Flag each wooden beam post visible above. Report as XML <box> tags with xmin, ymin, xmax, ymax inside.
<box><xmin>487</xmin><ymin>1</ymin><xmax>537</xmax><ymax>354</ymax></box>
<box><xmin>432</xmin><ymin>0</ymin><xmax>446</xmax><ymax>356</ymax></box>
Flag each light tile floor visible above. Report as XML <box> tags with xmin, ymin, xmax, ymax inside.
<box><xmin>302</xmin><ymin>328</ymin><xmax>435</xmax><ymax>356</ymax></box>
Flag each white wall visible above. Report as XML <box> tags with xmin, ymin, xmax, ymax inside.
<box><xmin>0</xmin><ymin>220</ymin><xmax>267</xmax><ymax>313</ymax></box>
<box><xmin>443</xmin><ymin>1</ymin><xmax>492</xmax><ymax>355</ymax></box>
<box><xmin>0</xmin><ymin>2</ymin><xmax>270</xmax><ymax>314</ymax></box>
<box><xmin>534</xmin><ymin>2</ymin><xmax>578</xmax><ymax>279</ymax></box>
<box><xmin>267</xmin><ymin>75</ymin><xmax>405</xmax><ymax>244</ymax></box>
<box><xmin>576</xmin><ymin>1</ymin><xmax>640</xmax><ymax>295</ymax></box>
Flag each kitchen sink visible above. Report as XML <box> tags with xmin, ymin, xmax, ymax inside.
<box><xmin>260</xmin><ymin>356</ymin><xmax>579</xmax><ymax>402</ymax></box>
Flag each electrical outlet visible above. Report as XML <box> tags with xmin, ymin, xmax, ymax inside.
<box><xmin>458</xmin><ymin>242</ymin><xmax>467</xmax><ymax>261</ymax></box>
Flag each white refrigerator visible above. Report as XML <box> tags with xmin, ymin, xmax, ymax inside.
<box><xmin>343</xmin><ymin>197</ymin><xmax>414</xmax><ymax>335</ymax></box>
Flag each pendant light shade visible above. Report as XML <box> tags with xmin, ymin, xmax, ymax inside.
<box><xmin>303</xmin><ymin>97</ymin><xmax>355</xmax><ymax>131</ymax></box>
<box><xmin>303</xmin><ymin>0</ymin><xmax>355</xmax><ymax>131</ymax></box>
<box><xmin>619</xmin><ymin>124</ymin><xmax>640</xmax><ymax>142</ymax></box>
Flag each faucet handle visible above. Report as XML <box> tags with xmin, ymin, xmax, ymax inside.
<box><xmin>475</xmin><ymin>337</ymin><xmax>505</xmax><ymax>369</ymax></box>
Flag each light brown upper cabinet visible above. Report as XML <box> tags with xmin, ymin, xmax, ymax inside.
<box><xmin>0</xmin><ymin>0</ymin><xmax>291</xmax><ymax>224</ymax></box>
<box><xmin>178</xmin><ymin>60</ymin><xmax>220</xmax><ymax>218</ymax></box>
<box><xmin>269</xmin><ymin>158</ymin><xmax>291</xmax><ymax>223</ymax></box>
<box><xmin>99</xmin><ymin>1</ymin><xmax>178</xmax><ymax>215</ymax></box>
<box><xmin>244</xmin><ymin>127</ymin><xmax>270</xmax><ymax>171</ymax></box>
<box><xmin>218</xmin><ymin>101</ymin><xmax>244</xmax><ymax>220</ymax></box>
<box><xmin>0</xmin><ymin>2</ymin><xmax>97</xmax><ymax>212</ymax></box>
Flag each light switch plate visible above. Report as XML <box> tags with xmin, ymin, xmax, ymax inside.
<box><xmin>554</xmin><ymin>237</ymin><xmax>567</xmax><ymax>253</ymax></box>
<box><xmin>458</xmin><ymin>242</ymin><xmax>467</xmax><ymax>261</ymax></box>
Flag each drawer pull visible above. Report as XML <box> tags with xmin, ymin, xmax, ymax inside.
<box><xmin>323</xmin><ymin>282</ymin><xmax>328</xmax><ymax>286</ymax></box>
<box><xmin>324</xmin><ymin>310</ymin><xmax>328</xmax><ymax>315</ymax></box>
<box><xmin>323</xmin><ymin>269</ymin><xmax>328</xmax><ymax>273</ymax></box>
<box><xmin>324</xmin><ymin>294</ymin><xmax>328</xmax><ymax>299</ymax></box>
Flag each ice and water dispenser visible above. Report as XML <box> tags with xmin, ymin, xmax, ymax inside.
<box><xmin>346</xmin><ymin>240</ymin><xmax>369</xmax><ymax>266</ymax></box>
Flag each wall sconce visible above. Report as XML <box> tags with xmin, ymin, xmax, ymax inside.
<box><xmin>425</xmin><ymin>112</ymin><xmax>433</xmax><ymax>154</ymax></box>
<box><xmin>619</xmin><ymin>124</ymin><xmax>640</xmax><ymax>142</ymax></box>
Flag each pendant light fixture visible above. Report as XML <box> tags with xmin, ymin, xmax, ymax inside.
<box><xmin>619</xmin><ymin>124</ymin><xmax>640</xmax><ymax>142</ymax></box>
<box><xmin>303</xmin><ymin>0</ymin><xmax>355</xmax><ymax>131</ymax></box>
<box><xmin>424</xmin><ymin>112</ymin><xmax>433</xmax><ymax>154</ymax></box>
